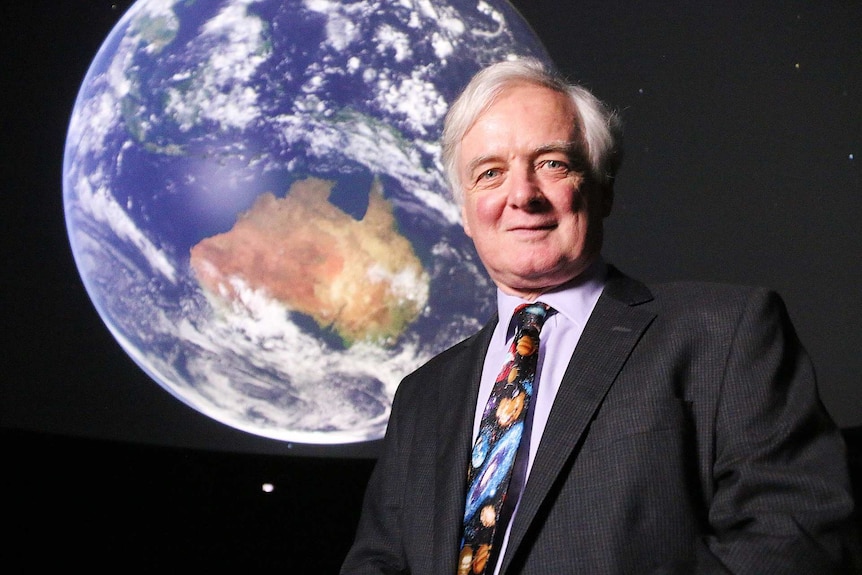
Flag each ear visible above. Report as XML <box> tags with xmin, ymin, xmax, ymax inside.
<box><xmin>599</xmin><ymin>183</ymin><xmax>614</xmax><ymax>218</ymax></box>
<box><xmin>461</xmin><ymin>203</ymin><xmax>474</xmax><ymax>238</ymax></box>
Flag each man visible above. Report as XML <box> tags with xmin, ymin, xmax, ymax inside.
<box><xmin>340</xmin><ymin>58</ymin><xmax>858</xmax><ymax>574</ymax></box>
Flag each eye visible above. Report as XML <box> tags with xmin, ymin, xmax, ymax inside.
<box><xmin>538</xmin><ymin>159</ymin><xmax>569</xmax><ymax>172</ymax></box>
<box><xmin>466</xmin><ymin>166</ymin><xmax>505</xmax><ymax>191</ymax></box>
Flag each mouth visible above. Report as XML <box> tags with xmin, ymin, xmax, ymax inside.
<box><xmin>508</xmin><ymin>222</ymin><xmax>557</xmax><ymax>234</ymax></box>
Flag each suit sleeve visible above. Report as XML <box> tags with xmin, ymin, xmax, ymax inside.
<box><xmin>340</xmin><ymin>379</ymin><xmax>412</xmax><ymax>575</ymax></box>
<box><xmin>695</xmin><ymin>289</ymin><xmax>859</xmax><ymax>573</ymax></box>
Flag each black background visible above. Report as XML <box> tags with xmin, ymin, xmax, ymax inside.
<box><xmin>2</xmin><ymin>1</ymin><xmax>860</xmax><ymax>571</ymax></box>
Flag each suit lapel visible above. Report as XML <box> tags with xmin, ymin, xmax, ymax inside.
<box><xmin>431</xmin><ymin>318</ymin><xmax>497</xmax><ymax>574</ymax></box>
<box><xmin>501</xmin><ymin>272</ymin><xmax>656</xmax><ymax>570</ymax></box>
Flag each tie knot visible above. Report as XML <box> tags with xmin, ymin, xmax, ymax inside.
<box><xmin>514</xmin><ymin>302</ymin><xmax>555</xmax><ymax>334</ymax></box>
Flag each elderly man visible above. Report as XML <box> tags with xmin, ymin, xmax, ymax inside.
<box><xmin>340</xmin><ymin>58</ymin><xmax>857</xmax><ymax>574</ymax></box>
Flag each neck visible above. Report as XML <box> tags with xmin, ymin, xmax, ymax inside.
<box><xmin>498</xmin><ymin>257</ymin><xmax>603</xmax><ymax>301</ymax></box>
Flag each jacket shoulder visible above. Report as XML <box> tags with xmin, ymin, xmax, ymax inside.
<box><xmin>396</xmin><ymin>320</ymin><xmax>494</xmax><ymax>398</ymax></box>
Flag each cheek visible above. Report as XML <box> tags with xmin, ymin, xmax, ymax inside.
<box><xmin>464</xmin><ymin>195</ymin><xmax>502</xmax><ymax>234</ymax></box>
<box><xmin>565</xmin><ymin>183</ymin><xmax>587</xmax><ymax>212</ymax></box>
<box><xmin>543</xmin><ymin>178</ymin><xmax>583</xmax><ymax>213</ymax></box>
<box><xmin>473</xmin><ymin>198</ymin><xmax>498</xmax><ymax>223</ymax></box>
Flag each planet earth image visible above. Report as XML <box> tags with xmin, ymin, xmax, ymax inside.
<box><xmin>63</xmin><ymin>0</ymin><xmax>551</xmax><ymax>445</ymax></box>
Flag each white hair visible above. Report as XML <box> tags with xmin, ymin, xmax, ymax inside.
<box><xmin>441</xmin><ymin>58</ymin><xmax>622</xmax><ymax>203</ymax></box>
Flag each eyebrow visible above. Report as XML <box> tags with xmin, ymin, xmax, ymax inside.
<box><xmin>534</xmin><ymin>140</ymin><xmax>580</xmax><ymax>158</ymax></box>
<box><xmin>465</xmin><ymin>154</ymin><xmax>501</xmax><ymax>178</ymax></box>
<box><xmin>464</xmin><ymin>140</ymin><xmax>581</xmax><ymax>177</ymax></box>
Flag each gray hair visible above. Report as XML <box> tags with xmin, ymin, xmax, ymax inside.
<box><xmin>440</xmin><ymin>58</ymin><xmax>622</xmax><ymax>204</ymax></box>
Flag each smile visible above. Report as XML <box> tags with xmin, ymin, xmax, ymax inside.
<box><xmin>508</xmin><ymin>223</ymin><xmax>557</xmax><ymax>234</ymax></box>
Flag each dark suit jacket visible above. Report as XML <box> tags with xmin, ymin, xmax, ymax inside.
<box><xmin>341</xmin><ymin>269</ymin><xmax>859</xmax><ymax>574</ymax></box>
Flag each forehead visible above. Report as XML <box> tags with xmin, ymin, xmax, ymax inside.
<box><xmin>460</xmin><ymin>84</ymin><xmax>578</xmax><ymax>160</ymax></box>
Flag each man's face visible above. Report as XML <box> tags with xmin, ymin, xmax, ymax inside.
<box><xmin>458</xmin><ymin>84</ymin><xmax>610</xmax><ymax>299</ymax></box>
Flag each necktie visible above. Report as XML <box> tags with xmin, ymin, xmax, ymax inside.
<box><xmin>458</xmin><ymin>302</ymin><xmax>555</xmax><ymax>575</ymax></box>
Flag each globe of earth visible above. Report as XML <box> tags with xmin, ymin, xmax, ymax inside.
<box><xmin>63</xmin><ymin>0</ymin><xmax>551</xmax><ymax>445</ymax></box>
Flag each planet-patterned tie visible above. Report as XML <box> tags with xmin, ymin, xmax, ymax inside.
<box><xmin>457</xmin><ymin>302</ymin><xmax>555</xmax><ymax>575</ymax></box>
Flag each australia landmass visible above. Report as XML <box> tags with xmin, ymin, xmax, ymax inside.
<box><xmin>189</xmin><ymin>176</ymin><xmax>429</xmax><ymax>345</ymax></box>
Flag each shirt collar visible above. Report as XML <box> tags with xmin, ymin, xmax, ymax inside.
<box><xmin>495</xmin><ymin>257</ymin><xmax>608</xmax><ymax>336</ymax></box>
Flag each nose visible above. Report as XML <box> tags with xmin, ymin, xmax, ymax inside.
<box><xmin>508</xmin><ymin>164</ymin><xmax>546</xmax><ymax>211</ymax></box>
